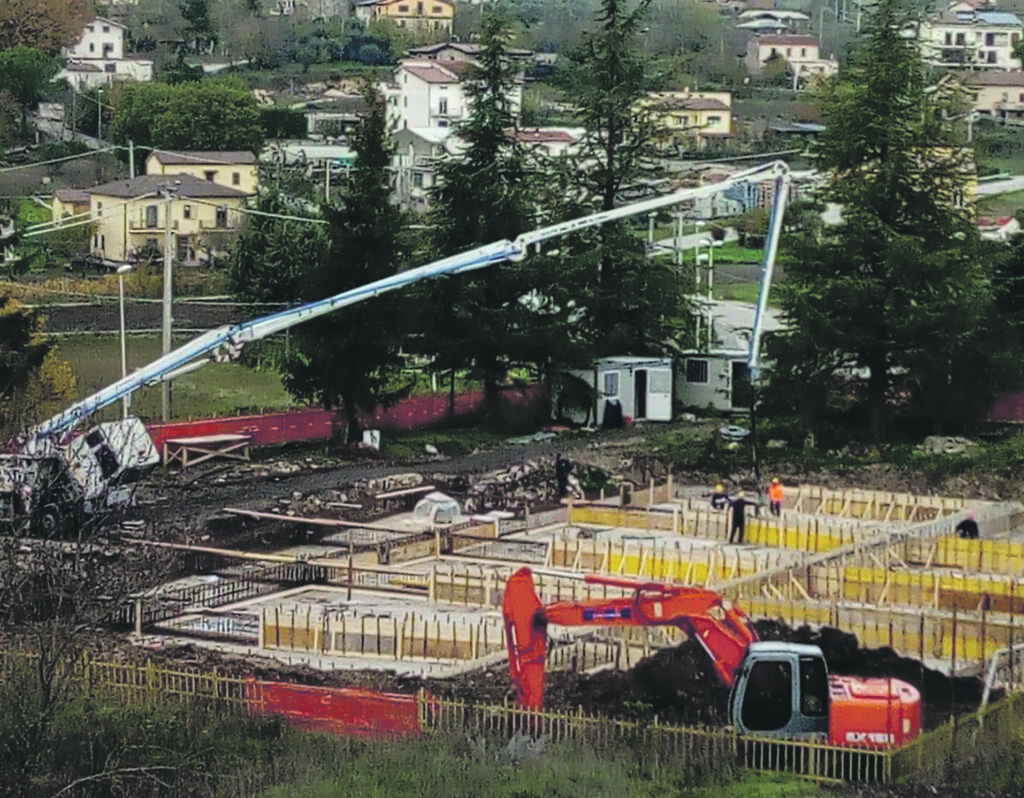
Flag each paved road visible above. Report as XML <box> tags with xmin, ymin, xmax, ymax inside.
<box><xmin>976</xmin><ymin>175</ymin><xmax>1024</xmax><ymax>196</ymax></box>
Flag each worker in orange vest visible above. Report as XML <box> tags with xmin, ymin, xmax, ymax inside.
<box><xmin>768</xmin><ymin>478</ymin><xmax>784</xmax><ymax>517</ymax></box>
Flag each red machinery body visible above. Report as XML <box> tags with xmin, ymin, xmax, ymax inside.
<box><xmin>503</xmin><ymin>567</ymin><xmax>921</xmax><ymax>750</ymax></box>
<box><xmin>827</xmin><ymin>676</ymin><xmax>921</xmax><ymax>748</ymax></box>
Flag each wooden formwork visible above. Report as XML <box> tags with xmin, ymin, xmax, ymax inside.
<box><xmin>788</xmin><ymin>487</ymin><xmax>965</xmax><ymax>522</ymax></box>
<box><xmin>905</xmin><ymin>537</ymin><xmax>1024</xmax><ymax>576</ymax></box>
<box><xmin>260</xmin><ymin>607</ymin><xmax>506</xmax><ymax>661</ymax></box>
<box><xmin>571</xmin><ymin>501</ymin><xmax>891</xmax><ymax>555</ymax></box>
<box><xmin>743</xmin><ymin>596</ymin><xmax>1018</xmax><ymax>669</ymax></box>
<box><xmin>810</xmin><ymin>564</ymin><xmax>1024</xmax><ymax>614</ymax></box>
<box><xmin>547</xmin><ymin>537</ymin><xmax>792</xmax><ymax>586</ymax></box>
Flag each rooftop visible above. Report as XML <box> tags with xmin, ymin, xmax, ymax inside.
<box><xmin>54</xmin><ymin>189</ymin><xmax>91</xmax><ymax>203</ymax></box>
<box><xmin>87</xmin><ymin>173</ymin><xmax>251</xmax><ymax>199</ymax></box>
<box><xmin>655</xmin><ymin>97</ymin><xmax>731</xmax><ymax>112</ymax></box>
<box><xmin>407</xmin><ymin>42</ymin><xmax>534</xmax><ymax>58</ymax></box>
<box><xmin>150</xmin><ymin>150</ymin><xmax>257</xmax><ymax>166</ymax></box>
<box><xmin>402</xmin><ymin>62</ymin><xmax>461</xmax><ymax>84</ymax></box>
<box><xmin>962</xmin><ymin>70</ymin><xmax>1024</xmax><ymax>85</ymax></box>
<box><xmin>514</xmin><ymin>128</ymin><xmax>578</xmax><ymax>144</ymax></box>
<box><xmin>753</xmin><ymin>34</ymin><xmax>820</xmax><ymax>45</ymax></box>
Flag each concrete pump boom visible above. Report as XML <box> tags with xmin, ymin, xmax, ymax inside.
<box><xmin>33</xmin><ymin>160</ymin><xmax>790</xmax><ymax>440</ymax></box>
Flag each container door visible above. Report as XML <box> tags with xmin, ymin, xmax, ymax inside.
<box><xmin>731</xmin><ymin>361</ymin><xmax>752</xmax><ymax>409</ymax></box>
<box><xmin>634</xmin><ymin>369</ymin><xmax>647</xmax><ymax>419</ymax></box>
<box><xmin>646</xmin><ymin>367</ymin><xmax>673</xmax><ymax>421</ymax></box>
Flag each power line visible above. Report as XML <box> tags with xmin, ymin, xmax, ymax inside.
<box><xmin>0</xmin><ymin>146</ymin><xmax>120</xmax><ymax>174</ymax></box>
<box><xmin>23</xmin><ymin>191</ymin><xmax>160</xmax><ymax>238</ymax></box>
<box><xmin>188</xmin><ymin>196</ymin><xmax>327</xmax><ymax>225</ymax></box>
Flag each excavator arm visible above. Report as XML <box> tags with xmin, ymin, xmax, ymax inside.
<box><xmin>503</xmin><ymin>567</ymin><xmax>757</xmax><ymax>711</ymax></box>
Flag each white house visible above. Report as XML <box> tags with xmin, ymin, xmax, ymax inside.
<box><xmin>744</xmin><ymin>35</ymin><xmax>837</xmax><ymax>83</ymax></box>
<box><xmin>57</xmin><ymin>17</ymin><xmax>152</xmax><ymax>89</ymax></box>
<box><xmin>392</xmin><ymin>126</ymin><xmax>464</xmax><ymax>210</ymax></box>
<box><xmin>513</xmin><ymin>128</ymin><xmax>583</xmax><ymax>159</ymax></box>
<box><xmin>920</xmin><ymin>5</ymin><xmax>1023</xmax><ymax>69</ymax></box>
<box><xmin>389</xmin><ymin>59</ymin><xmax>521</xmax><ymax>130</ymax></box>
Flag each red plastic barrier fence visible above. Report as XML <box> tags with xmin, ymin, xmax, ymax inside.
<box><xmin>246</xmin><ymin>678</ymin><xmax>425</xmax><ymax>738</ymax></box>
<box><xmin>146</xmin><ymin>384</ymin><xmax>547</xmax><ymax>452</ymax></box>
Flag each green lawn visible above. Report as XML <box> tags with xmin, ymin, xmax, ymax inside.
<box><xmin>714</xmin><ymin>281</ymin><xmax>762</xmax><ymax>304</ymax></box>
<box><xmin>976</xmin><ymin>188</ymin><xmax>1024</xmax><ymax>219</ymax></box>
<box><xmin>713</xmin><ymin>241</ymin><xmax>767</xmax><ymax>264</ymax></box>
<box><xmin>53</xmin><ymin>334</ymin><xmax>295</xmax><ymax>424</ymax></box>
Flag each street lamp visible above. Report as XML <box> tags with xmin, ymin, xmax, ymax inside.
<box><xmin>117</xmin><ymin>264</ymin><xmax>134</xmax><ymax>419</ymax></box>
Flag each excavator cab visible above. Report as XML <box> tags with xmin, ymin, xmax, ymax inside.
<box><xmin>729</xmin><ymin>642</ymin><xmax>831</xmax><ymax>740</ymax></box>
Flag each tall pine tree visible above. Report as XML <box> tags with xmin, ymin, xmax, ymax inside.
<box><xmin>560</xmin><ymin>0</ymin><xmax>686</xmax><ymax>355</ymax></box>
<box><xmin>424</xmin><ymin>9</ymin><xmax>536</xmax><ymax>417</ymax></box>
<box><xmin>767</xmin><ymin>0</ymin><xmax>1007</xmax><ymax>441</ymax></box>
<box><xmin>282</xmin><ymin>80</ymin><xmax>409</xmax><ymax>441</ymax></box>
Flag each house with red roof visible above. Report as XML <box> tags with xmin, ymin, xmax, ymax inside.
<box><xmin>392</xmin><ymin>59</ymin><xmax>521</xmax><ymax>130</ymax></box>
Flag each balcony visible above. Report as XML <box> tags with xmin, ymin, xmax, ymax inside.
<box><xmin>128</xmin><ymin>219</ymin><xmax>179</xmax><ymax>232</ymax></box>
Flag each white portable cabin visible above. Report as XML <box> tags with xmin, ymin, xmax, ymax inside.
<box><xmin>567</xmin><ymin>357</ymin><xmax>674</xmax><ymax>426</ymax></box>
<box><xmin>675</xmin><ymin>300</ymin><xmax>782</xmax><ymax>412</ymax></box>
<box><xmin>676</xmin><ymin>349</ymin><xmax>752</xmax><ymax>412</ymax></box>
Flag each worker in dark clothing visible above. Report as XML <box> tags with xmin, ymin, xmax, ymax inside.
<box><xmin>728</xmin><ymin>490</ymin><xmax>758</xmax><ymax>544</ymax></box>
<box><xmin>710</xmin><ymin>482</ymin><xmax>730</xmax><ymax>511</ymax></box>
<box><xmin>555</xmin><ymin>454</ymin><xmax>574</xmax><ymax>498</ymax></box>
<box><xmin>956</xmin><ymin>512</ymin><xmax>980</xmax><ymax>540</ymax></box>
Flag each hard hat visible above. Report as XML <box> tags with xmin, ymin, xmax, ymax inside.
<box><xmin>772</xmin><ymin>477</ymin><xmax>779</xmax><ymax>484</ymax></box>
<box><xmin>715</xmin><ymin>483</ymin><xmax>724</xmax><ymax>492</ymax></box>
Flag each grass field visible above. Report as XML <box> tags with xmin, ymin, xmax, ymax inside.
<box><xmin>713</xmin><ymin>282</ymin><xmax>762</xmax><ymax>303</ymax></box>
<box><xmin>54</xmin><ymin>334</ymin><xmax>295</xmax><ymax>423</ymax></box>
<box><xmin>977</xmin><ymin>188</ymin><xmax>1024</xmax><ymax>219</ymax></box>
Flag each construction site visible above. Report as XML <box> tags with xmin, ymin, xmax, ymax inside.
<box><xmin>113</xmin><ymin>463</ymin><xmax>1023</xmax><ymax>758</ymax></box>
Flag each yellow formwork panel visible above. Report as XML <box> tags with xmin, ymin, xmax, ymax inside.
<box><xmin>743</xmin><ymin>597</ymin><xmax>1018</xmax><ymax>666</ymax></box>
<box><xmin>568</xmin><ymin>505</ymin><xmax>675</xmax><ymax>530</ymax></box>
<box><xmin>838</xmin><ymin>566</ymin><xmax>1024</xmax><ymax>612</ymax></box>
<box><xmin>930</xmin><ymin>537</ymin><xmax>1024</xmax><ymax>575</ymax></box>
<box><xmin>570</xmin><ymin>504</ymin><xmax>855</xmax><ymax>554</ymax></box>
<box><xmin>744</xmin><ymin>521</ymin><xmax>850</xmax><ymax>552</ymax></box>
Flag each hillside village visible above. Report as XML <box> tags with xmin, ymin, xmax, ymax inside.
<box><xmin>7</xmin><ymin>0</ymin><xmax>1024</xmax><ymax>260</ymax></box>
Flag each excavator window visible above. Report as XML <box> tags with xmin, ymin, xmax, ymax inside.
<box><xmin>741</xmin><ymin>660</ymin><xmax>792</xmax><ymax>732</ymax></box>
<box><xmin>799</xmin><ymin>656</ymin><xmax>829</xmax><ymax>717</ymax></box>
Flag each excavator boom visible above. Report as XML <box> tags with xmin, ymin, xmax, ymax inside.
<box><xmin>503</xmin><ymin>567</ymin><xmax>757</xmax><ymax>710</ymax></box>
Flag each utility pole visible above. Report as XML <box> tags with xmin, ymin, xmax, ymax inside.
<box><xmin>161</xmin><ymin>184</ymin><xmax>177</xmax><ymax>421</ymax></box>
<box><xmin>96</xmin><ymin>89</ymin><xmax>102</xmax><ymax>141</ymax></box>
<box><xmin>129</xmin><ymin>139</ymin><xmax>135</xmax><ymax>179</ymax></box>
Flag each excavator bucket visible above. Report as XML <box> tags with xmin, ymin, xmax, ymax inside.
<box><xmin>503</xmin><ymin>567</ymin><xmax>548</xmax><ymax>710</ymax></box>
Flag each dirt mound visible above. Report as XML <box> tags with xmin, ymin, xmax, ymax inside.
<box><xmin>543</xmin><ymin>639</ymin><xmax>731</xmax><ymax>726</ymax></box>
<box><xmin>756</xmin><ymin>620</ymin><xmax>987</xmax><ymax>727</ymax></box>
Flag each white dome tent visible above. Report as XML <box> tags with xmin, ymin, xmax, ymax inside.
<box><xmin>413</xmin><ymin>491</ymin><xmax>462</xmax><ymax>526</ymax></box>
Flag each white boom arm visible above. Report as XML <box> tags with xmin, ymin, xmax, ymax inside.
<box><xmin>33</xmin><ymin>160</ymin><xmax>790</xmax><ymax>439</ymax></box>
<box><xmin>748</xmin><ymin>167</ymin><xmax>790</xmax><ymax>377</ymax></box>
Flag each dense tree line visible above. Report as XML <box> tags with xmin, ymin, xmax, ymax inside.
<box><xmin>764</xmin><ymin>0</ymin><xmax>1022</xmax><ymax>443</ymax></box>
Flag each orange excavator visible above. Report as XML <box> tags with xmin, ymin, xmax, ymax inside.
<box><xmin>503</xmin><ymin>567</ymin><xmax>921</xmax><ymax>749</ymax></box>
